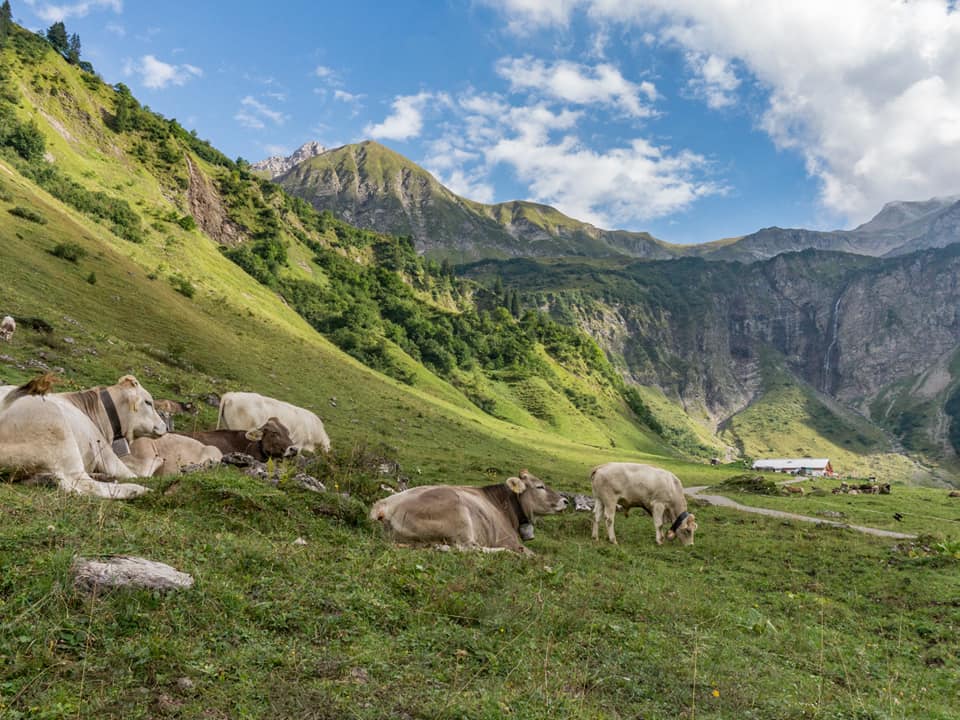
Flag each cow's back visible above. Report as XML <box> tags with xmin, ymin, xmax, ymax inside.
<box><xmin>371</xmin><ymin>485</ymin><xmax>518</xmax><ymax>549</ymax></box>
<box><xmin>220</xmin><ymin>392</ymin><xmax>329</xmax><ymax>452</ymax></box>
<box><xmin>592</xmin><ymin>462</ymin><xmax>685</xmax><ymax>508</ymax></box>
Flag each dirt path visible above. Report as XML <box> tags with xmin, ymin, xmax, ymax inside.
<box><xmin>684</xmin><ymin>486</ymin><xmax>917</xmax><ymax>540</ymax></box>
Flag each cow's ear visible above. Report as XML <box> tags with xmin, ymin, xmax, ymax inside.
<box><xmin>118</xmin><ymin>375</ymin><xmax>140</xmax><ymax>388</ymax></box>
<box><xmin>519</xmin><ymin>468</ymin><xmax>529</xmax><ymax>479</ymax></box>
<box><xmin>666</xmin><ymin>530</ymin><xmax>676</xmax><ymax>540</ymax></box>
<box><xmin>506</xmin><ymin>476</ymin><xmax>525</xmax><ymax>494</ymax></box>
<box><xmin>245</xmin><ymin>429</ymin><xmax>264</xmax><ymax>441</ymax></box>
<box><xmin>686</xmin><ymin>515</ymin><xmax>698</xmax><ymax>531</ymax></box>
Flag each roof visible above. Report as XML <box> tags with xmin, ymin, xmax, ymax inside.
<box><xmin>752</xmin><ymin>458</ymin><xmax>830</xmax><ymax>470</ymax></box>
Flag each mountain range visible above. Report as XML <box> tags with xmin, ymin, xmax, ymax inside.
<box><xmin>265</xmin><ymin>140</ymin><xmax>960</xmax><ymax>264</ymax></box>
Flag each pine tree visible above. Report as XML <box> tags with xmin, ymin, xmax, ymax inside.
<box><xmin>0</xmin><ymin>0</ymin><xmax>11</xmax><ymax>45</ymax></box>
<box><xmin>67</xmin><ymin>32</ymin><xmax>81</xmax><ymax>64</ymax></box>
<box><xmin>45</xmin><ymin>21</ymin><xmax>68</xmax><ymax>55</ymax></box>
<box><xmin>509</xmin><ymin>289</ymin><xmax>521</xmax><ymax>318</ymax></box>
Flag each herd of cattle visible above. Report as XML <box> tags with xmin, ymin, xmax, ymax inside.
<box><xmin>0</xmin><ymin>371</ymin><xmax>697</xmax><ymax>552</ymax></box>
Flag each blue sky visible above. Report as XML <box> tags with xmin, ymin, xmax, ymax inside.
<box><xmin>15</xmin><ymin>1</ymin><xmax>960</xmax><ymax>244</ymax></box>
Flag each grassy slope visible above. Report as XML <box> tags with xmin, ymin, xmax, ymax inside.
<box><xmin>721</xmin><ymin>350</ymin><xmax>925</xmax><ymax>482</ymax></box>
<box><xmin>1</xmin><ymin>32</ymin><xmax>958</xmax><ymax>720</ymax></box>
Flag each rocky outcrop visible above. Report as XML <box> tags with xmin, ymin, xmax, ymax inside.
<box><xmin>252</xmin><ymin>141</ymin><xmax>326</xmax><ymax>179</ymax></box>
<box><xmin>186</xmin><ymin>157</ymin><xmax>245</xmax><ymax>246</ymax></box>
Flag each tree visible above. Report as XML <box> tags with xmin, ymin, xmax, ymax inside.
<box><xmin>67</xmin><ymin>32</ymin><xmax>81</xmax><ymax>64</ymax></box>
<box><xmin>509</xmin><ymin>289</ymin><xmax>521</xmax><ymax>318</ymax></box>
<box><xmin>112</xmin><ymin>83</ymin><xmax>136</xmax><ymax>132</ymax></box>
<box><xmin>45</xmin><ymin>21</ymin><xmax>68</xmax><ymax>55</ymax></box>
<box><xmin>0</xmin><ymin>1</ymin><xmax>12</xmax><ymax>46</ymax></box>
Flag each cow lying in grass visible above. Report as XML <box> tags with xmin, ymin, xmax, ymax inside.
<box><xmin>370</xmin><ymin>470</ymin><xmax>568</xmax><ymax>553</ymax></box>
<box><xmin>591</xmin><ymin>462</ymin><xmax>697</xmax><ymax>546</ymax></box>
<box><xmin>0</xmin><ymin>375</ymin><xmax>167</xmax><ymax>499</ymax></box>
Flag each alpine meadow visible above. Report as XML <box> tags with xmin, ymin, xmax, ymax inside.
<box><xmin>0</xmin><ymin>6</ymin><xmax>959</xmax><ymax>720</ymax></box>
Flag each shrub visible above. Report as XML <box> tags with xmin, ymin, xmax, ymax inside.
<box><xmin>85</xmin><ymin>271</ymin><xmax>96</xmax><ymax>285</ymax></box>
<box><xmin>170</xmin><ymin>274</ymin><xmax>195</xmax><ymax>298</ymax></box>
<box><xmin>176</xmin><ymin>214</ymin><xmax>197</xmax><ymax>231</ymax></box>
<box><xmin>50</xmin><ymin>241</ymin><xmax>86</xmax><ymax>262</ymax></box>
<box><xmin>8</xmin><ymin>205</ymin><xmax>45</xmax><ymax>223</ymax></box>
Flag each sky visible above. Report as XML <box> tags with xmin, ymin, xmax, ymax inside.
<box><xmin>14</xmin><ymin>0</ymin><xmax>960</xmax><ymax>244</ymax></box>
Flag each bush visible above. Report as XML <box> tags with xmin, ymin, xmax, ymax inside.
<box><xmin>170</xmin><ymin>274</ymin><xmax>195</xmax><ymax>298</ymax></box>
<box><xmin>176</xmin><ymin>214</ymin><xmax>197</xmax><ymax>231</ymax></box>
<box><xmin>86</xmin><ymin>271</ymin><xmax>96</xmax><ymax>285</ymax></box>
<box><xmin>8</xmin><ymin>205</ymin><xmax>45</xmax><ymax>223</ymax></box>
<box><xmin>50</xmin><ymin>241</ymin><xmax>86</xmax><ymax>262</ymax></box>
<box><xmin>720</xmin><ymin>474</ymin><xmax>781</xmax><ymax>495</ymax></box>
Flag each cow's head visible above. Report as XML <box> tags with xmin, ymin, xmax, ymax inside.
<box><xmin>507</xmin><ymin>469</ymin><xmax>569</xmax><ymax>519</ymax></box>
<box><xmin>114</xmin><ymin>375</ymin><xmax>167</xmax><ymax>440</ymax></box>
<box><xmin>666</xmin><ymin>513</ymin><xmax>698</xmax><ymax>546</ymax></box>
<box><xmin>245</xmin><ymin>417</ymin><xmax>298</xmax><ymax>458</ymax></box>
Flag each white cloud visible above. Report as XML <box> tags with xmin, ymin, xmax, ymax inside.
<box><xmin>235</xmin><ymin>95</ymin><xmax>288</xmax><ymax>129</ymax></box>
<box><xmin>315</xmin><ymin>65</ymin><xmax>336</xmax><ymax>79</ymax></box>
<box><xmin>126</xmin><ymin>55</ymin><xmax>202</xmax><ymax>90</ymax></box>
<box><xmin>685</xmin><ymin>52</ymin><xmax>740</xmax><ymax>109</ymax></box>
<box><xmin>28</xmin><ymin>0</ymin><xmax>121</xmax><ymax>22</ymax></box>
<box><xmin>430</xmin><ymin>93</ymin><xmax>721</xmax><ymax>226</ymax></box>
<box><xmin>486</xmin><ymin>0</ymin><xmax>960</xmax><ymax>222</ymax></box>
<box><xmin>105</xmin><ymin>22</ymin><xmax>125</xmax><ymax>36</ymax></box>
<box><xmin>496</xmin><ymin>56</ymin><xmax>656</xmax><ymax>117</ymax></box>
<box><xmin>364</xmin><ymin>92</ymin><xmax>436</xmax><ymax>141</ymax></box>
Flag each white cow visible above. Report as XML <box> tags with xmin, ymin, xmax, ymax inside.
<box><xmin>124</xmin><ymin>434</ymin><xmax>223</xmax><ymax>477</ymax></box>
<box><xmin>0</xmin><ymin>375</ymin><xmax>167</xmax><ymax>499</ymax></box>
<box><xmin>591</xmin><ymin>462</ymin><xmax>698</xmax><ymax>546</ymax></box>
<box><xmin>218</xmin><ymin>391</ymin><xmax>330</xmax><ymax>452</ymax></box>
<box><xmin>0</xmin><ymin>316</ymin><xmax>15</xmax><ymax>341</ymax></box>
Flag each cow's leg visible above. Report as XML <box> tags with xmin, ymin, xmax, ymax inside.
<box><xmin>59</xmin><ymin>473</ymin><xmax>151</xmax><ymax>499</ymax></box>
<box><xmin>652</xmin><ymin>503</ymin><xmax>666</xmax><ymax>545</ymax></box>
<box><xmin>603</xmin><ymin>498</ymin><xmax>618</xmax><ymax>545</ymax></box>
<box><xmin>592</xmin><ymin>497</ymin><xmax>603</xmax><ymax>540</ymax></box>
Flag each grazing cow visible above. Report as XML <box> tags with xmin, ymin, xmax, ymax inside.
<box><xmin>370</xmin><ymin>469</ymin><xmax>569</xmax><ymax>553</ymax></box>
<box><xmin>177</xmin><ymin>417</ymin><xmax>297</xmax><ymax>461</ymax></box>
<box><xmin>591</xmin><ymin>462</ymin><xmax>698</xmax><ymax>546</ymax></box>
<box><xmin>124</xmin><ymin>434</ymin><xmax>223</xmax><ymax>477</ymax></box>
<box><xmin>0</xmin><ymin>375</ymin><xmax>167</xmax><ymax>499</ymax></box>
<box><xmin>785</xmin><ymin>485</ymin><xmax>805</xmax><ymax>495</ymax></box>
<box><xmin>218</xmin><ymin>391</ymin><xmax>330</xmax><ymax>452</ymax></box>
<box><xmin>0</xmin><ymin>316</ymin><xmax>15</xmax><ymax>341</ymax></box>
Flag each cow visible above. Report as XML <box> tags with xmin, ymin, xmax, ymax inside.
<box><xmin>218</xmin><ymin>391</ymin><xmax>330</xmax><ymax>453</ymax></box>
<box><xmin>0</xmin><ymin>316</ymin><xmax>14</xmax><ymax>341</ymax></box>
<box><xmin>591</xmin><ymin>462</ymin><xmax>698</xmax><ymax>546</ymax></box>
<box><xmin>124</xmin><ymin>434</ymin><xmax>223</xmax><ymax>477</ymax></box>
<box><xmin>370</xmin><ymin>469</ymin><xmax>569</xmax><ymax>553</ymax></box>
<box><xmin>177</xmin><ymin>417</ymin><xmax>297</xmax><ymax>461</ymax></box>
<box><xmin>0</xmin><ymin>375</ymin><xmax>167</xmax><ymax>499</ymax></box>
<box><xmin>153</xmin><ymin>399</ymin><xmax>195</xmax><ymax>432</ymax></box>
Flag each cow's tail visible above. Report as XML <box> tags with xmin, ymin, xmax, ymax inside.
<box><xmin>1</xmin><ymin>372</ymin><xmax>60</xmax><ymax>411</ymax></box>
<box><xmin>216</xmin><ymin>396</ymin><xmax>226</xmax><ymax>429</ymax></box>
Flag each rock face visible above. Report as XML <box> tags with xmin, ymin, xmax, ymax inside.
<box><xmin>186</xmin><ymin>157</ymin><xmax>245</xmax><ymax>246</ymax></box>
<box><xmin>72</xmin><ymin>556</ymin><xmax>194</xmax><ymax>593</ymax></box>
<box><xmin>468</xmin><ymin>245</ymin><xmax>960</xmax><ymax>465</ymax></box>
<box><xmin>252</xmin><ymin>141</ymin><xmax>326</xmax><ymax>179</ymax></box>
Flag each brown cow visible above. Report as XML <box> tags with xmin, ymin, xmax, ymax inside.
<box><xmin>591</xmin><ymin>462</ymin><xmax>697</xmax><ymax>546</ymax></box>
<box><xmin>370</xmin><ymin>469</ymin><xmax>568</xmax><ymax>553</ymax></box>
<box><xmin>176</xmin><ymin>417</ymin><xmax>297</xmax><ymax>461</ymax></box>
<box><xmin>124</xmin><ymin>434</ymin><xmax>223</xmax><ymax>476</ymax></box>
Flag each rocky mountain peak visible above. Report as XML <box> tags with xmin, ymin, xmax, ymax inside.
<box><xmin>252</xmin><ymin>141</ymin><xmax>327</xmax><ymax>178</ymax></box>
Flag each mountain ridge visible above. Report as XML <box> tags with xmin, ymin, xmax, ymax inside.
<box><xmin>265</xmin><ymin>140</ymin><xmax>960</xmax><ymax>263</ymax></box>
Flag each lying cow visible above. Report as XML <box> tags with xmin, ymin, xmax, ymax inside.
<box><xmin>153</xmin><ymin>399</ymin><xmax>195</xmax><ymax>432</ymax></box>
<box><xmin>591</xmin><ymin>462</ymin><xmax>697</xmax><ymax>546</ymax></box>
<box><xmin>124</xmin><ymin>434</ymin><xmax>223</xmax><ymax>477</ymax></box>
<box><xmin>177</xmin><ymin>417</ymin><xmax>297</xmax><ymax>461</ymax></box>
<box><xmin>218</xmin><ymin>391</ymin><xmax>330</xmax><ymax>453</ymax></box>
<box><xmin>370</xmin><ymin>469</ymin><xmax>568</xmax><ymax>553</ymax></box>
<box><xmin>0</xmin><ymin>315</ymin><xmax>14</xmax><ymax>341</ymax></box>
<box><xmin>0</xmin><ymin>375</ymin><xmax>167</xmax><ymax>499</ymax></box>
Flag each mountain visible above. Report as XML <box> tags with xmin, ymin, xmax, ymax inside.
<box><xmin>250</xmin><ymin>140</ymin><xmax>326</xmax><ymax>178</ymax></box>
<box><xmin>272</xmin><ymin>140</ymin><xmax>676</xmax><ymax>261</ymax></box>
<box><xmin>269</xmin><ymin>141</ymin><xmax>960</xmax><ymax>264</ymax></box>
<box><xmin>698</xmin><ymin>196</ymin><xmax>960</xmax><ymax>262</ymax></box>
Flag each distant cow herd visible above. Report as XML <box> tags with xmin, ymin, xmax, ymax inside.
<box><xmin>0</xmin><ymin>370</ymin><xmax>697</xmax><ymax>552</ymax></box>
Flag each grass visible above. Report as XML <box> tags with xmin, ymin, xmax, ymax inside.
<box><xmin>1</xmin><ymin>468</ymin><xmax>957</xmax><ymax>719</ymax></box>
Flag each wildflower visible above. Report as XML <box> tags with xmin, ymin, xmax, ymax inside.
<box><xmin>712</xmin><ymin>689</ymin><xmax>720</xmax><ymax>698</ymax></box>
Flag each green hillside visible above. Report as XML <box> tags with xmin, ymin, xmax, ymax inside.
<box><xmin>0</xmin><ymin>18</ymin><xmax>958</xmax><ymax>720</ymax></box>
